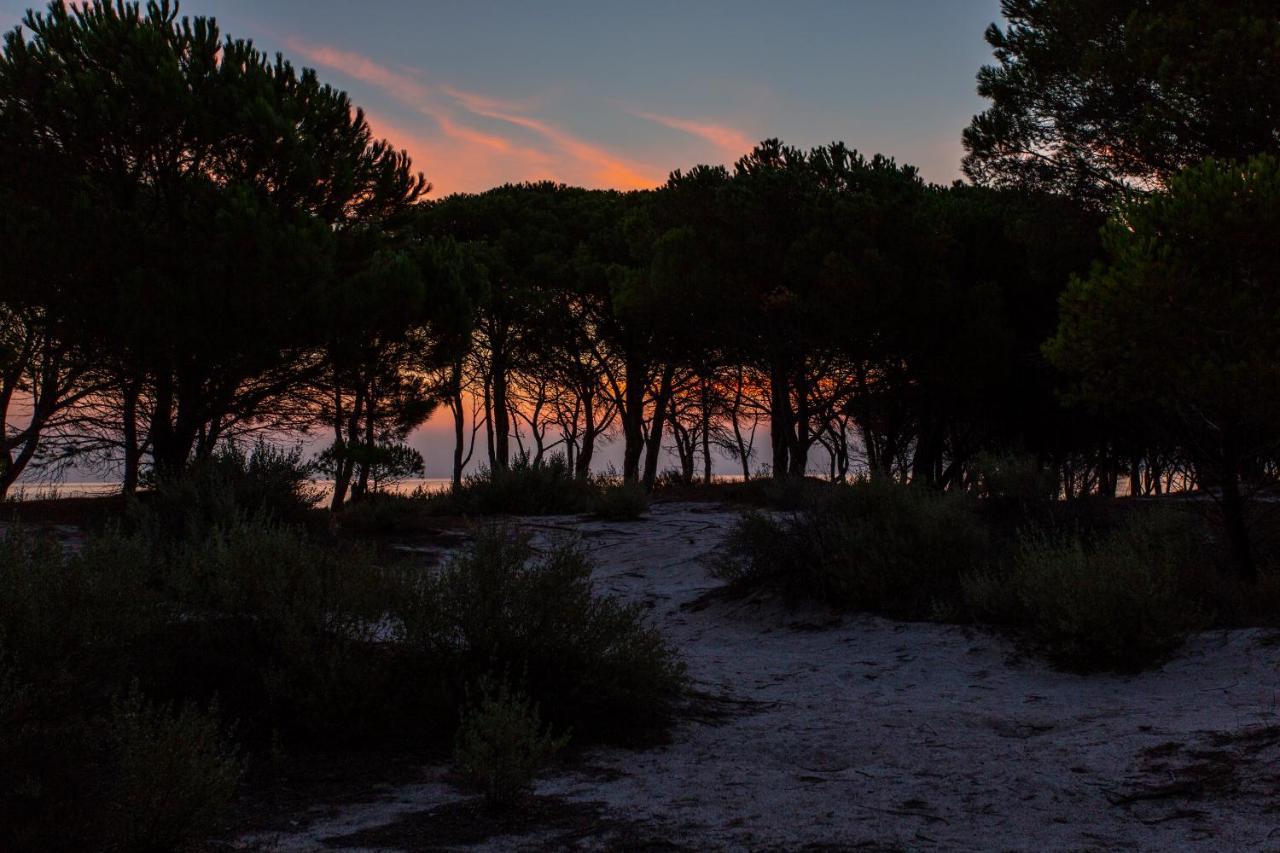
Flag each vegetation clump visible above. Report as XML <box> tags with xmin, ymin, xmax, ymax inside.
<box><xmin>590</xmin><ymin>482</ymin><xmax>650</xmax><ymax>521</ymax></box>
<box><xmin>108</xmin><ymin>689</ymin><xmax>244</xmax><ymax>853</ymax></box>
<box><xmin>964</xmin><ymin>514</ymin><xmax>1208</xmax><ymax>671</ymax></box>
<box><xmin>400</xmin><ymin>525</ymin><xmax>685</xmax><ymax>741</ymax></box>
<box><xmin>453</xmin><ymin>675</ymin><xmax>570</xmax><ymax>810</ymax></box>
<box><xmin>421</xmin><ymin>456</ymin><xmax>601</xmax><ymax>516</ymax></box>
<box><xmin>714</xmin><ymin>478</ymin><xmax>989</xmax><ymax>620</ymax></box>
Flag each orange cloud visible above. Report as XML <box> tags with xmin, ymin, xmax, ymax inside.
<box><xmin>442</xmin><ymin>85</ymin><xmax>663</xmax><ymax>190</ymax></box>
<box><xmin>286</xmin><ymin>36</ymin><xmax>663</xmax><ymax>193</ymax></box>
<box><xmin>360</xmin><ymin>107</ymin><xmax>556</xmax><ymax>198</ymax></box>
<box><xmin>629</xmin><ymin>110</ymin><xmax>756</xmax><ymax>163</ymax></box>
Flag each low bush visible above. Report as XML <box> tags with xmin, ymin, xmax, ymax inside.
<box><xmin>399</xmin><ymin>525</ymin><xmax>685</xmax><ymax>742</ymax></box>
<box><xmin>453</xmin><ymin>675</ymin><xmax>569</xmax><ymax>809</ymax></box>
<box><xmin>420</xmin><ymin>455</ymin><xmax>600</xmax><ymax>516</ymax></box>
<box><xmin>964</xmin><ymin>513</ymin><xmax>1207</xmax><ymax>671</ymax></box>
<box><xmin>652</xmin><ymin>474</ymin><xmax>833</xmax><ymax>510</ymax></box>
<box><xmin>156</xmin><ymin>521</ymin><xmax>402</xmax><ymax>740</ymax></box>
<box><xmin>971</xmin><ymin>450</ymin><xmax>1058</xmax><ymax>505</ymax></box>
<box><xmin>713</xmin><ymin>478</ymin><xmax>989</xmax><ymax>619</ymax></box>
<box><xmin>590</xmin><ymin>482</ymin><xmax>649</xmax><ymax>521</ymax></box>
<box><xmin>334</xmin><ymin>491</ymin><xmax>438</xmax><ymax>536</ymax></box>
<box><xmin>108</xmin><ymin>689</ymin><xmax>244</xmax><ymax>853</ymax></box>
<box><xmin>134</xmin><ymin>440</ymin><xmax>321</xmax><ymax>542</ymax></box>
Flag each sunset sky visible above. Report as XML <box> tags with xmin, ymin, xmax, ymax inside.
<box><xmin>1</xmin><ymin>1</ymin><xmax>1005</xmax><ymax>196</ymax></box>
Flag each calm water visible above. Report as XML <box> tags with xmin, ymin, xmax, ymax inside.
<box><xmin>8</xmin><ymin>478</ymin><xmax>455</xmax><ymax>502</ymax></box>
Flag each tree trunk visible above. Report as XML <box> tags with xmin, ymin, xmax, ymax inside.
<box><xmin>642</xmin><ymin>364</ymin><xmax>675</xmax><ymax>491</ymax></box>
<box><xmin>491</xmin><ymin>353</ymin><xmax>510</xmax><ymax>471</ymax></box>
<box><xmin>769</xmin><ymin>360</ymin><xmax>791</xmax><ymax>479</ymax></box>
<box><xmin>1219</xmin><ymin>466</ymin><xmax>1255</xmax><ymax>580</ymax></box>
<box><xmin>450</xmin><ymin>369</ymin><xmax>466</xmax><ymax>491</ymax></box>
<box><xmin>701</xmin><ymin>377</ymin><xmax>713</xmax><ymax>484</ymax></box>
<box><xmin>621</xmin><ymin>356</ymin><xmax>647</xmax><ymax>483</ymax></box>
<box><xmin>121</xmin><ymin>380</ymin><xmax>141</xmax><ymax>495</ymax></box>
<box><xmin>576</xmin><ymin>392</ymin><xmax>596</xmax><ymax>479</ymax></box>
<box><xmin>788</xmin><ymin>371</ymin><xmax>810</xmax><ymax>478</ymax></box>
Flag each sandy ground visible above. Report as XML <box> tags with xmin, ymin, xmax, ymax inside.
<box><xmin>239</xmin><ymin>502</ymin><xmax>1280</xmax><ymax>852</ymax></box>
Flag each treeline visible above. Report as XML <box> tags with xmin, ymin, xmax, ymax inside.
<box><xmin>3</xmin><ymin>1</ymin><xmax>1280</xmax><ymax>562</ymax></box>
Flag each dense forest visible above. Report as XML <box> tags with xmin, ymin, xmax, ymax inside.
<box><xmin>5</xmin><ymin>3</ymin><xmax>1279</xmax><ymax>571</ymax></box>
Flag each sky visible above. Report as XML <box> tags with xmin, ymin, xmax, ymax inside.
<box><xmin>1</xmin><ymin>0</ymin><xmax>1010</xmax><ymax>480</ymax></box>
<box><xmin>2</xmin><ymin>1</ymin><xmax>1005</xmax><ymax>195</ymax></box>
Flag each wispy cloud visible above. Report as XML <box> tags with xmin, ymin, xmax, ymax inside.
<box><xmin>442</xmin><ymin>84</ymin><xmax>662</xmax><ymax>190</ymax></box>
<box><xmin>285</xmin><ymin>37</ymin><xmax>662</xmax><ymax>193</ymax></box>
<box><xmin>629</xmin><ymin>110</ymin><xmax>756</xmax><ymax>163</ymax></box>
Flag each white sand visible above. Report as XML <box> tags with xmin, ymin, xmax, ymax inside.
<box><xmin>241</xmin><ymin>502</ymin><xmax>1280</xmax><ymax>852</ymax></box>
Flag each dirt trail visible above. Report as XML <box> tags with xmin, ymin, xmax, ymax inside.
<box><xmin>241</xmin><ymin>502</ymin><xmax>1280</xmax><ymax>852</ymax></box>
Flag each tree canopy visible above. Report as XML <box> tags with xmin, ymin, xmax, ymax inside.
<box><xmin>963</xmin><ymin>0</ymin><xmax>1280</xmax><ymax>199</ymax></box>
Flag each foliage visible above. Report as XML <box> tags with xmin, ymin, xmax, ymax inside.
<box><xmin>1047</xmin><ymin>155</ymin><xmax>1280</xmax><ymax>576</ymax></box>
<box><xmin>422</xmin><ymin>455</ymin><xmax>601</xmax><ymax>516</ymax></box>
<box><xmin>590</xmin><ymin>482</ymin><xmax>649</xmax><ymax>520</ymax></box>
<box><xmin>333</xmin><ymin>490</ymin><xmax>439</xmax><ymax>536</ymax></box>
<box><xmin>156</xmin><ymin>520</ymin><xmax>400</xmax><ymax>741</ymax></box>
<box><xmin>129</xmin><ymin>440</ymin><xmax>321</xmax><ymax>546</ymax></box>
<box><xmin>108</xmin><ymin>689</ymin><xmax>244</xmax><ymax>853</ymax></box>
<box><xmin>399</xmin><ymin>525</ymin><xmax>685</xmax><ymax>741</ymax></box>
<box><xmin>452</xmin><ymin>675</ymin><xmax>569</xmax><ymax>810</ymax></box>
<box><xmin>0</xmin><ymin>0</ymin><xmax>431</xmax><ymax>486</ymax></box>
<box><xmin>964</xmin><ymin>0</ymin><xmax>1280</xmax><ymax>198</ymax></box>
<box><xmin>972</xmin><ymin>450</ymin><xmax>1058</xmax><ymax>505</ymax></box>
<box><xmin>713</xmin><ymin>479</ymin><xmax>989</xmax><ymax>619</ymax></box>
<box><xmin>964</xmin><ymin>513</ymin><xmax>1208</xmax><ymax>671</ymax></box>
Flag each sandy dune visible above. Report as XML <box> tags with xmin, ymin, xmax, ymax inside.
<box><xmin>242</xmin><ymin>502</ymin><xmax>1280</xmax><ymax>852</ymax></box>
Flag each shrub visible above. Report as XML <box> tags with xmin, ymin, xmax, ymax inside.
<box><xmin>453</xmin><ymin>675</ymin><xmax>569</xmax><ymax>809</ymax></box>
<box><xmin>0</xmin><ymin>528</ymin><xmax>158</xmax><ymax>703</ymax></box>
<box><xmin>590</xmin><ymin>482</ymin><xmax>649</xmax><ymax>521</ymax></box>
<box><xmin>399</xmin><ymin>525</ymin><xmax>684</xmax><ymax>742</ymax></box>
<box><xmin>965</xmin><ymin>513</ymin><xmax>1207</xmax><ymax>671</ymax></box>
<box><xmin>713</xmin><ymin>478</ymin><xmax>988</xmax><ymax>619</ymax></box>
<box><xmin>108</xmin><ymin>689</ymin><xmax>243</xmax><ymax>853</ymax></box>
<box><xmin>157</xmin><ymin>520</ymin><xmax>402</xmax><ymax>740</ymax></box>
<box><xmin>334</xmin><ymin>491</ymin><xmax>439</xmax><ymax>536</ymax></box>
<box><xmin>135</xmin><ymin>440</ymin><xmax>321</xmax><ymax>542</ymax></box>
<box><xmin>972</xmin><ymin>450</ymin><xmax>1058</xmax><ymax>505</ymax></box>
<box><xmin>654</xmin><ymin>474</ymin><xmax>833</xmax><ymax>509</ymax></box>
<box><xmin>421</xmin><ymin>455</ymin><xmax>599</xmax><ymax>516</ymax></box>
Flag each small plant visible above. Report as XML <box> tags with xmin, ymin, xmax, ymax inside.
<box><xmin>400</xmin><ymin>525</ymin><xmax>685</xmax><ymax>741</ymax></box>
<box><xmin>108</xmin><ymin>688</ymin><xmax>244</xmax><ymax>853</ymax></box>
<box><xmin>972</xmin><ymin>450</ymin><xmax>1058</xmax><ymax>505</ymax></box>
<box><xmin>590</xmin><ymin>482</ymin><xmax>649</xmax><ymax>521</ymax></box>
<box><xmin>713</xmin><ymin>479</ymin><xmax>988</xmax><ymax>618</ymax></box>
<box><xmin>135</xmin><ymin>439</ymin><xmax>321</xmax><ymax>542</ymax></box>
<box><xmin>453</xmin><ymin>675</ymin><xmax>569</xmax><ymax>809</ymax></box>
<box><xmin>965</xmin><ymin>513</ymin><xmax>1206</xmax><ymax>671</ymax></box>
<box><xmin>420</xmin><ymin>454</ymin><xmax>600</xmax><ymax>516</ymax></box>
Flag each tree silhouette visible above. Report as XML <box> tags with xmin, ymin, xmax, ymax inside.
<box><xmin>964</xmin><ymin>0</ymin><xmax>1280</xmax><ymax>199</ymax></box>
<box><xmin>1048</xmin><ymin>155</ymin><xmax>1280</xmax><ymax>577</ymax></box>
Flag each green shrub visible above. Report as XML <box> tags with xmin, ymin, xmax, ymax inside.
<box><xmin>421</xmin><ymin>455</ymin><xmax>599</xmax><ymax>516</ymax></box>
<box><xmin>334</xmin><ymin>491</ymin><xmax>436</xmax><ymax>536</ymax></box>
<box><xmin>965</xmin><ymin>513</ymin><xmax>1206</xmax><ymax>671</ymax></box>
<box><xmin>714</xmin><ymin>479</ymin><xmax>988</xmax><ymax>619</ymax></box>
<box><xmin>108</xmin><ymin>689</ymin><xmax>243</xmax><ymax>853</ymax></box>
<box><xmin>134</xmin><ymin>440</ymin><xmax>320</xmax><ymax>542</ymax></box>
<box><xmin>0</xmin><ymin>529</ymin><xmax>158</xmax><ymax>704</ymax></box>
<box><xmin>453</xmin><ymin>675</ymin><xmax>569</xmax><ymax>809</ymax></box>
<box><xmin>590</xmin><ymin>482</ymin><xmax>649</xmax><ymax>521</ymax></box>
<box><xmin>654</xmin><ymin>474</ymin><xmax>833</xmax><ymax>509</ymax></box>
<box><xmin>399</xmin><ymin>525</ymin><xmax>684</xmax><ymax>742</ymax></box>
<box><xmin>157</xmin><ymin>521</ymin><xmax>402</xmax><ymax>740</ymax></box>
<box><xmin>972</xmin><ymin>450</ymin><xmax>1058</xmax><ymax>505</ymax></box>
